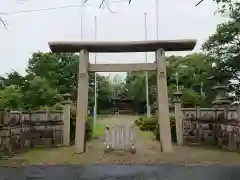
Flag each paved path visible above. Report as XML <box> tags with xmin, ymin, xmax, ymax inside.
<box><xmin>1</xmin><ymin>164</ymin><xmax>240</xmax><ymax>180</ymax></box>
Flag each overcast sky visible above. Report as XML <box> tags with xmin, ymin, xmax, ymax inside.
<box><xmin>0</xmin><ymin>0</ymin><xmax>225</xmax><ymax>78</ymax></box>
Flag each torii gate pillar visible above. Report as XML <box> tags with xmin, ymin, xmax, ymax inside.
<box><xmin>75</xmin><ymin>49</ymin><xmax>89</xmax><ymax>153</ymax></box>
<box><xmin>156</xmin><ymin>48</ymin><xmax>172</xmax><ymax>152</ymax></box>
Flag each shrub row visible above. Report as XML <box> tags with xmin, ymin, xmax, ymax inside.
<box><xmin>135</xmin><ymin>115</ymin><xmax>176</xmax><ymax>142</ymax></box>
<box><xmin>70</xmin><ymin>106</ymin><xmax>94</xmax><ymax>144</ymax></box>
<box><xmin>70</xmin><ymin>116</ymin><xmax>93</xmax><ymax>144</ymax></box>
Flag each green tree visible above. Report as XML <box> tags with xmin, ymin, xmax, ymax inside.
<box><xmin>22</xmin><ymin>76</ymin><xmax>62</xmax><ymax>109</ymax></box>
<box><xmin>125</xmin><ymin>53</ymin><xmax>211</xmax><ymax>108</ymax></box>
<box><xmin>0</xmin><ymin>71</ymin><xmax>25</xmax><ymax>88</ymax></box>
<box><xmin>202</xmin><ymin>2</ymin><xmax>240</xmax><ymax>92</ymax></box>
<box><xmin>26</xmin><ymin>52</ymin><xmax>78</xmax><ymax>94</ymax></box>
<box><xmin>97</xmin><ymin>75</ymin><xmax>112</xmax><ymax>110</ymax></box>
<box><xmin>0</xmin><ymin>85</ymin><xmax>23</xmax><ymax>109</ymax></box>
<box><xmin>25</xmin><ymin>52</ymin><xmax>113</xmax><ymax>111</ymax></box>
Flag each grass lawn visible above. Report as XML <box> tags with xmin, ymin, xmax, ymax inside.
<box><xmin>92</xmin><ymin>123</ymin><xmax>105</xmax><ymax>138</ymax></box>
<box><xmin>97</xmin><ymin>114</ymin><xmax>110</xmax><ymax>119</ymax></box>
<box><xmin>136</xmin><ymin>128</ymin><xmax>154</xmax><ymax>139</ymax></box>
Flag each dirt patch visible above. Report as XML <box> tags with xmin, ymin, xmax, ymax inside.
<box><xmin>100</xmin><ymin>115</ymin><xmax>137</xmax><ymax>126</ymax></box>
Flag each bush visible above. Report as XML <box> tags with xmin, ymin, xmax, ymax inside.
<box><xmin>135</xmin><ymin>115</ymin><xmax>177</xmax><ymax>142</ymax></box>
<box><xmin>0</xmin><ymin>153</ymin><xmax>3</xmax><ymax>160</ymax></box>
<box><xmin>135</xmin><ymin>116</ymin><xmax>157</xmax><ymax>131</ymax></box>
<box><xmin>85</xmin><ymin>116</ymin><xmax>93</xmax><ymax>141</ymax></box>
<box><xmin>70</xmin><ymin>116</ymin><xmax>93</xmax><ymax>144</ymax></box>
<box><xmin>70</xmin><ymin>107</ymin><xmax>93</xmax><ymax>144</ymax></box>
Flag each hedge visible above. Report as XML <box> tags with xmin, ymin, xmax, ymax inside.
<box><xmin>70</xmin><ymin>116</ymin><xmax>93</xmax><ymax>144</ymax></box>
<box><xmin>70</xmin><ymin>107</ymin><xmax>93</xmax><ymax>144</ymax></box>
<box><xmin>135</xmin><ymin>115</ymin><xmax>176</xmax><ymax>142</ymax></box>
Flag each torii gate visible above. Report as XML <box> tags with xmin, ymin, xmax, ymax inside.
<box><xmin>48</xmin><ymin>40</ymin><xmax>196</xmax><ymax>153</ymax></box>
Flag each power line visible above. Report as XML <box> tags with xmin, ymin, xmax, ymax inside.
<box><xmin>4</xmin><ymin>0</ymin><xmax>128</xmax><ymax>15</ymax></box>
<box><xmin>5</xmin><ymin>4</ymin><xmax>96</xmax><ymax>15</ymax></box>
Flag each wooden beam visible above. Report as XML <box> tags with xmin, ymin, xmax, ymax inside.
<box><xmin>88</xmin><ymin>63</ymin><xmax>156</xmax><ymax>72</ymax></box>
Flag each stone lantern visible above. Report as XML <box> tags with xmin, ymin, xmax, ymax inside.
<box><xmin>207</xmin><ymin>63</ymin><xmax>232</xmax><ymax>120</ymax></box>
<box><xmin>229</xmin><ymin>89</ymin><xmax>240</xmax><ymax>120</ymax></box>
<box><xmin>229</xmin><ymin>101</ymin><xmax>239</xmax><ymax>120</ymax></box>
<box><xmin>168</xmin><ymin>96</ymin><xmax>175</xmax><ymax>116</ymax></box>
<box><xmin>173</xmin><ymin>91</ymin><xmax>184</xmax><ymax>145</ymax></box>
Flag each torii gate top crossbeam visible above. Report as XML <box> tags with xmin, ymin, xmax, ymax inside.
<box><xmin>48</xmin><ymin>39</ymin><xmax>196</xmax><ymax>53</ymax></box>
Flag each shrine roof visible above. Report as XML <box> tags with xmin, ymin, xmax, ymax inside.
<box><xmin>111</xmin><ymin>94</ymin><xmax>133</xmax><ymax>101</ymax></box>
<box><xmin>48</xmin><ymin>39</ymin><xmax>197</xmax><ymax>53</ymax></box>
<box><xmin>111</xmin><ymin>97</ymin><xmax>133</xmax><ymax>101</ymax></box>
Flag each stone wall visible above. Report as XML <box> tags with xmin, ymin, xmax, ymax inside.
<box><xmin>181</xmin><ymin>107</ymin><xmax>240</xmax><ymax>151</ymax></box>
<box><xmin>0</xmin><ymin>110</ymin><xmax>64</xmax><ymax>155</ymax></box>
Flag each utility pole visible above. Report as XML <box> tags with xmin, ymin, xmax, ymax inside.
<box><xmin>176</xmin><ymin>72</ymin><xmax>179</xmax><ymax>91</ymax></box>
<box><xmin>93</xmin><ymin>16</ymin><xmax>98</xmax><ymax>130</ymax></box>
<box><xmin>155</xmin><ymin>0</ymin><xmax>159</xmax><ymax>40</ymax></box>
<box><xmin>144</xmin><ymin>13</ymin><xmax>150</xmax><ymax>117</ymax></box>
<box><xmin>80</xmin><ymin>0</ymin><xmax>85</xmax><ymax>40</ymax></box>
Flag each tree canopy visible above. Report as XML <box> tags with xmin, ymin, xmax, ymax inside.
<box><xmin>0</xmin><ymin>51</ymin><xmax>219</xmax><ymax>111</ymax></box>
<box><xmin>0</xmin><ymin>52</ymin><xmax>114</xmax><ymax>111</ymax></box>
